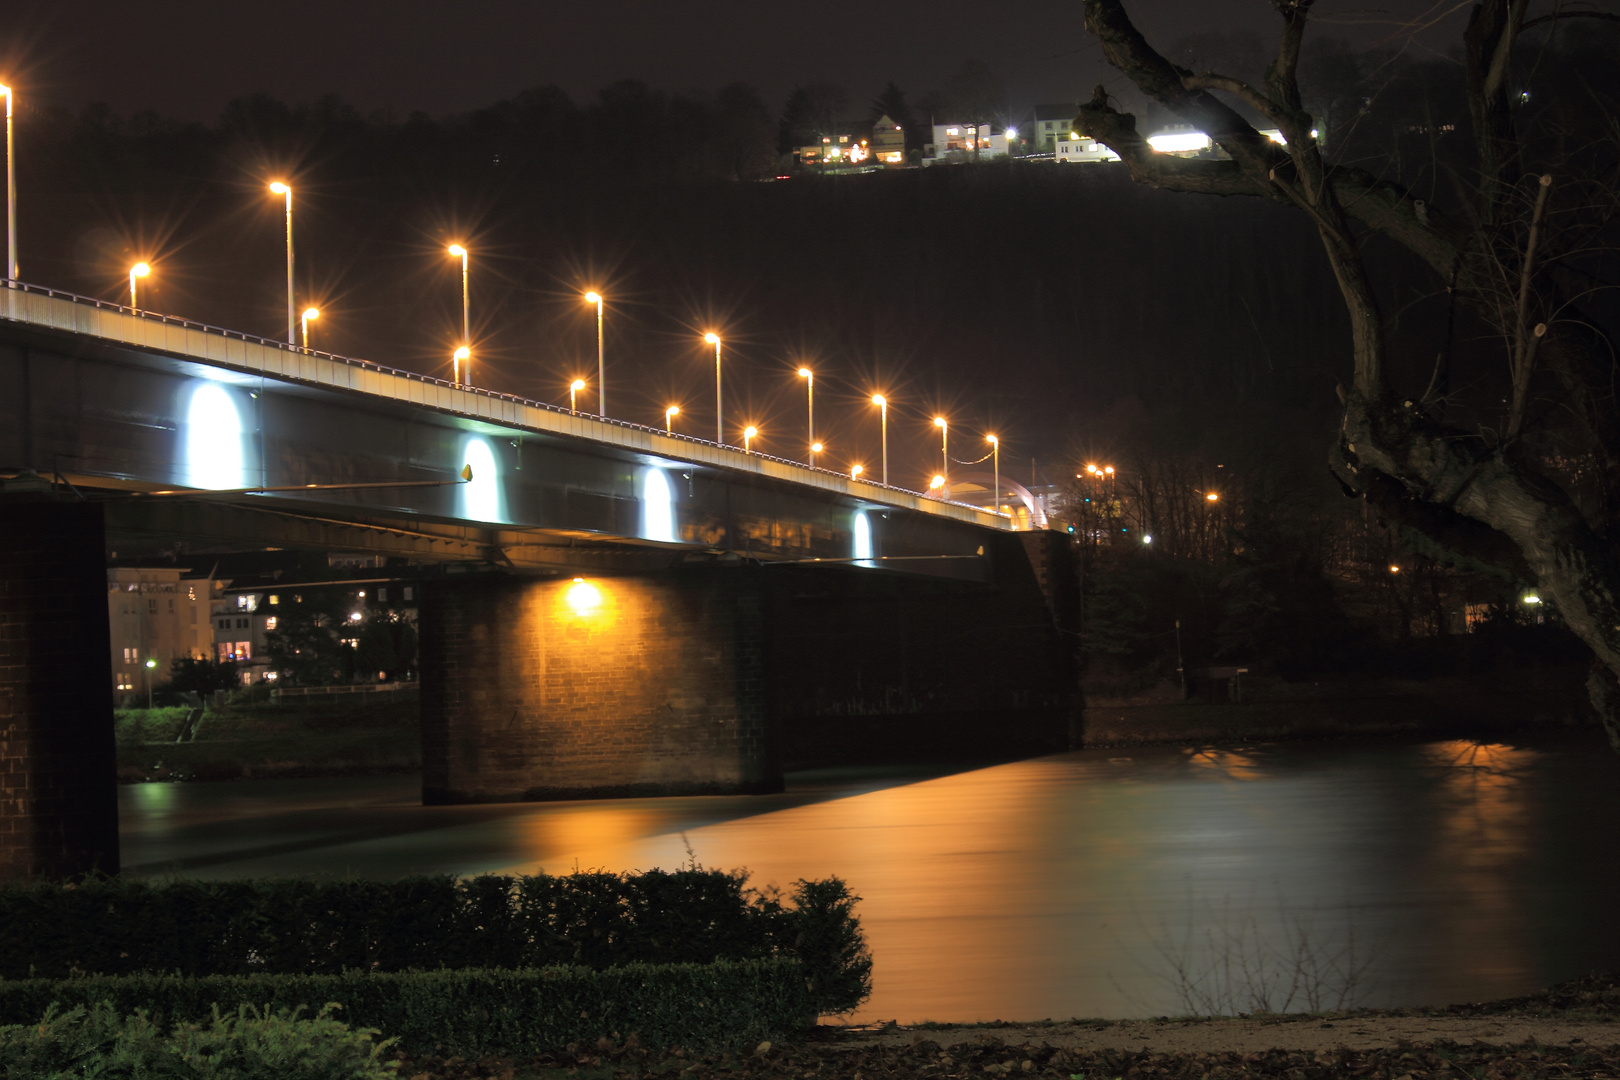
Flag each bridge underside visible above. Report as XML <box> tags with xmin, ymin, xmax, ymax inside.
<box><xmin>0</xmin><ymin>308</ymin><xmax>1081</xmax><ymax>881</ymax></box>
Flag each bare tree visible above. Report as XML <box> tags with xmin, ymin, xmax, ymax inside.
<box><xmin>1075</xmin><ymin>1</ymin><xmax>1620</xmax><ymax>742</ymax></box>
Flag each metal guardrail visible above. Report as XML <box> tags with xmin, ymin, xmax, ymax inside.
<box><xmin>0</xmin><ymin>279</ymin><xmax>1009</xmax><ymax>529</ymax></box>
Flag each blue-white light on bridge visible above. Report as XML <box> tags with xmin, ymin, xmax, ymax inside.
<box><xmin>184</xmin><ymin>383</ymin><xmax>247</xmax><ymax>489</ymax></box>
<box><xmin>460</xmin><ymin>437</ymin><xmax>502</xmax><ymax>522</ymax></box>
<box><xmin>641</xmin><ymin>468</ymin><xmax>677</xmax><ymax>543</ymax></box>
<box><xmin>853</xmin><ymin>511</ymin><xmax>874</xmax><ymax>567</ymax></box>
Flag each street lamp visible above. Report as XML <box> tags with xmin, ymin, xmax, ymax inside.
<box><xmin>570</xmin><ymin>378</ymin><xmax>585</xmax><ymax>415</ymax></box>
<box><xmin>744</xmin><ymin>425</ymin><xmax>758</xmax><ymax>453</ymax></box>
<box><xmin>810</xmin><ymin>441</ymin><xmax>823</xmax><ymax>468</ymax></box>
<box><xmin>448</xmin><ymin>244</ymin><xmax>469</xmax><ymax>356</ymax></box>
<box><xmin>585</xmin><ymin>291</ymin><xmax>605</xmax><ymax>417</ymax></box>
<box><xmin>2</xmin><ymin>83</ymin><xmax>14</xmax><ymax>280</ymax></box>
<box><xmin>268</xmin><ymin>182</ymin><xmax>295</xmax><ymax>343</ymax></box>
<box><xmin>1206</xmin><ymin>491</ymin><xmax>1220</xmax><ymax>503</ymax></box>
<box><xmin>301</xmin><ymin>307</ymin><xmax>319</xmax><ymax>349</ymax></box>
<box><xmin>128</xmin><ymin>262</ymin><xmax>150</xmax><ymax>309</ymax></box>
<box><xmin>664</xmin><ymin>405</ymin><xmax>679</xmax><ymax>433</ymax></box>
<box><xmin>453</xmin><ymin>345</ymin><xmax>470</xmax><ymax>387</ymax></box>
<box><xmin>930</xmin><ymin>474</ymin><xmax>945</xmax><ymax>493</ymax></box>
<box><xmin>851</xmin><ymin>463</ymin><xmax>864</xmax><ymax>480</ymax></box>
<box><xmin>934</xmin><ymin>416</ymin><xmax>948</xmax><ymax>490</ymax></box>
<box><xmin>986</xmin><ymin>434</ymin><xmax>999</xmax><ymax>517</ymax></box>
<box><xmin>143</xmin><ymin>657</ymin><xmax>157</xmax><ymax>710</ymax></box>
<box><xmin>797</xmin><ymin>366</ymin><xmax>814</xmax><ymax>464</ymax></box>
<box><xmin>871</xmin><ymin>394</ymin><xmax>888</xmax><ymax>486</ymax></box>
<box><xmin>704</xmin><ymin>332</ymin><xmax>723</xmax><ymax>444</ymax></box>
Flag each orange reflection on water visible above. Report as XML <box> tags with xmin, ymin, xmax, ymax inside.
<box><xmin>1417</xmin><ymin>740</ymin><xmax>1542</xmax><ymax>995</ymax></box>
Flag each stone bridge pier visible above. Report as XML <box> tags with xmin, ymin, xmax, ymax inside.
<box><xmin>0</xmin><ymin>500</ymin><xmax>120</xmax><ymax>880</ymax></box>
<box><xmin>420</xmin><ymin>530</ymin><xmax>1080</xmax><ymax>803</ymax></box>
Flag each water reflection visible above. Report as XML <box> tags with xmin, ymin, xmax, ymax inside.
<box><xmin>118</xmin><ymin>734</ymin><xmax>1620</xmax><ymax>1023</ymax></box>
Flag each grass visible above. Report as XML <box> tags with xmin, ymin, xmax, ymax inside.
<box><xmin>115</xmin><ymin>697</ymin><xmax>419</xmax><ymax>782</ymax></box>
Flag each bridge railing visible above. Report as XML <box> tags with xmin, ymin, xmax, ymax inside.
<box><xmin>1</xmin><ymin>279</ymin><xmax>1009</xmax><ymax>522</ymax></box>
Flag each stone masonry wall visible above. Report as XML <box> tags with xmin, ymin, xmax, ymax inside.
<box><xmin>0</xmin><ymin>500</ymin><xmax>120</xmax><ymax>880</ymax></box>
<box><xmin>421</xmin><ymin>567</ymin><xmax>778</xmax><ymax>803</ymax></box>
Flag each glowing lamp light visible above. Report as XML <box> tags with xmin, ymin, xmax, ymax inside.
<box><xmin>1105</xmin><ymin>466</ymin><xmax>1115</xmax><ymax>475</ymax></box>
<box><xmin>931</xmin><ymin>475</ymin><xmax>945</xmax><ymax>489</ymax></box>
<box><xmin>1390</xmin><ymin>565</ymin><xmax>1401</xmax><ymax>574</ymax></box>
<box><xmin>303</xmin><ymin>307</ymin><xmax>319</xmax><ymax>321</ymax></box>
<box><xmin>1206</xmin><ymin>492</ymin><xmax>1220</xmax><ymax>502</ymax></box>
<box><xmin>131</xmin><ymin>262</ymin><xmax>150</xmax><ymax>278</ymax></box>
<box><xmin>454</xmin><ymin>346</ymin><xmax>470</xmax><ymax>361</ymax></box>
<box><xmin>1086</xmin><ymin>464</ymin><xmax>1098</xmax><ymax>475</ymax></box>
<box><xmin>811</xmin><ymin>441</ymin><xmax>823</xmax><ymax>453</ymax></box>
<box><xmin>1069</xmin><ymin>132</ymin><xmax>1080</xmax><ymax>140</ymax></box>
<box><xmin>743</xmin><ymin>425</ymin><xmax>758</xmax><ymax>452</ymax></box>
<box><xmin>584</xmin><ymin>290</ymin><xmax>601</xmax><ymax>304</ymax></box>
<box><xmin>570</xmin><ymin>379</ymin><xmax>586</xmax><ymax>391</ymax></box>
<box><xmin>704</xmin><ymin>332</ymin><xmax>720</xmax><ymax>344</ymax></box>
<box><xmin>144</xmin><ymin>658</ymin><xmax>157</xmax><ymax>669</ymax></box>
<box><xmin>851</xmin><ymin>464</ymin><xmax>864</xmax><ymax>479</ymax></box>
<box><xmin>934</xmin><ymin>416</ymin><xmax>946</xmax><ymax>428</ymax></box>
<box><xmin>1148</xmin><ymin>131</ymin><xmax>1212</xmax><ymax>153</ymax></box>
<box><xmin>1143</xmin><ymin>535</ymin><xmax>1153</xmax><ymax>545</ymax></box>
<box><xmin>269</xmin><ymin>181</ymin><xmax>289</xmax><ymax>194</ymax></box>
<box><xmin>447</xmin><ymin>243</ymin><xmax>466</xmax><ymax>257</ymax></box>
<box><xmin>871</xmin><ymin>394</ymin><xmax>886</xmax><ymax>407</ymax></box>
<box><xmin>1006</xmin><ymin>126</ymin><xmax>1018</xmax><ymax>138</ymax></box>
<box><xmin>798</xmin><ymin>367</ymin><xmax>812</xmax><ymax>378</ymax></box>
<box><xmin>349</xmin><ymin>612</ymin><xmax>363</xmax><ymax>622</ymax></box>
<box><xmin>566</xmin><ymin>577</ymin><xmax>603</xmax><ymax>615</ymax></box>
<box><xmin>1523</xmin><ymin>593</ymin><xmax>1543</xmax><ymax>605</ymax></box>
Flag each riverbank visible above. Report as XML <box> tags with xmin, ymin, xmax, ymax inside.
<box><xmin>1082</xmin><ymin>665</ymin><xmax>1592</xmax><ymax>747</ymax></box>
<box><xmin>115</xmin><ymin>695</ymin><xmax>419</xmax><ymax>782</ymax></box>
<box><xmin>385</xmin><ymin>971</ymin><xmax>1620</xmax><ymax>1078</ymax></box>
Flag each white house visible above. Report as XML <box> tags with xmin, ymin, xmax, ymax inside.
<box><xmin>922</xmin><ymin>122</ymin><xmax>1009</xmax><ymax>165</ymax></box>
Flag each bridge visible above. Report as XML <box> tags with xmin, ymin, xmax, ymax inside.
<box><xmin>0</xmin><ymin>284</ymin><xmax>1081</xmax><ymax>881</ymax></box>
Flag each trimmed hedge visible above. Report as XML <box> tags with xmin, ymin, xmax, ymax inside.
<box><xmin>0</xmin><ymin>959</ymin><xmax>809</xmax><ymax>1056</ymax></box>
<box><xmin>0</xmin><ymin>868</ymin><xmax>872</xmax><ymax>1014</ymax></box>
<box><xmin>0</xmin><ymin>1002</ymin><xmax>395</xmax><ymax>1080</ymax></box>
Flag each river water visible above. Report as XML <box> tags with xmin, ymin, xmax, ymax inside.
<box><xmin>118</xmin><ymin>733</ymin><xmax>1620</xmax><ymax>1022</ymax></box>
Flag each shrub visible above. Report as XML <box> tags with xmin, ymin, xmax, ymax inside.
<box><xmin>0</xmin><ymin>869</ymin><xmax>871</xmax><ymax>1015</ymax></box>
<box><xmin>0</xmin><ymin>1001</ymin><xmax>395</xmax><ymax>1079</ymax></box>
<box><xmin>0</xmin><ymin>960</ymin><xmax>809</xmax><ymax>1057</ymax></box>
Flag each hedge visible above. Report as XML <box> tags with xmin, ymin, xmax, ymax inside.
<box><xmin>0</xmin><ymin>959</ymin><xmax>811</xmax><ymax>1056</ymax></box>
<box><xmin>0</xmin><ymin>1002</ymin><xmax>395</xmax><ymax>1080</ymax></box>
<box><xmin>0</xmin><ymin>868</ymin><xmax>872</xmax><ymax>1015</ymax></box>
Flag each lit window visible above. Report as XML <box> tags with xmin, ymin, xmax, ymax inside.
<box><xmin>269</xmin><ymin>594</ymin><xmax>279</xmax><ymax>605</ymax></box>
<box><xmin>264</xmin><ymin>616</ymin><xmax>278</xmax><ymax>631</ymax></box>
<box><xmin>235</xmin><ymin>641</ymin><xmax>252</xmax><ymax>659</ymax></box>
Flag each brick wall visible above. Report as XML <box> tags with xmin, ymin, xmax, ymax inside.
<box><xmin>421</xmin><ymin>567</ymin><xmax>779</xmax><ymax>803</ymax></box>
<box><xmin>0</xmin><ymin>501</ymin><xmax>120</xmax><ymax>880</ymax></box>
<box><xmin>420</xmin><ymin>535</ymin><xmax>1080</xmax><ymax>802</ymax></box>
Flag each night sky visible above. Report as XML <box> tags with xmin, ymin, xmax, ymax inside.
<box><xmin>6</xmin><ymin>1</ymin><xmax>1467</xmax><ymax>121</ymax></box>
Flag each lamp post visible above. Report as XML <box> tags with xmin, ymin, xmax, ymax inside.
<box><xmin>934</xmin><ymin>416</ymin><xmax>948</xmax><ymax>493</ymax></box>
<box><xmin>448</xmin><ymin>244</ymin><xmax>469</xmax><ymax>355</ymax></box>
<box><xmin>128</xmin><ymin>262</ymin><xmax>150</xmax><ymax>308</ymax></box>
<box><xmin>986</xmin><ymin>434</ymin><xmax>999</xmax><ymax>516</ymax></box>
<box><xmin>851</xmin><ymin>464</ymin><xmax>864</xmax><ymax>480</ymax></box>
<box><xmin>2</xmin><ymin>83</ymin><xmax>14</xmax><ymax>281</ymax></box>
<box><xmin>570</xmin><ymin>378</ymin><xmax>585</xmax><ymax>415</ymax></box>
<box><xmin>704</xmin><ymin>332</ymin><xmax>723</xmax><ymax>444</ymax></box>
<box><xmin>453</xmin><ymin>345</ymin><xmax>470</xmax><ymax>387</ymax></box>
<box><xmin>871</xmin><ymin>395</ymin><xmax>888</xmax><ymax>486</ymax></box>
<box><xmin>665</xmin><ymin>405</ymin><xmax>679</xmax><ymax>433</ymax></box>
<box><xmin>810</xmin><ymin>441</ymin><xmax>823</xmax><ymax>469</ymax></box>
<box><xmin>144</xmin><ymin>657</ymin><xmax>157</xmax><ymax>710</ymax></box>
<box><xmin>744</xmin><ymin>425</ymin><xmax>758</xmax><ymax>453</ymax></box>
<box><xmin>301</xmin><ymin>307</ymin><xmax>319</xmax><ymax>350</ymax></box>
<box><xmin>268</xmin><ymin>182</ymin><xmax>294</xmax><ymax>343</ymax></box>
<box><xmin>797</xmin><ymin>367</ymin><xmax>814</xmax><ymax>464</ymax></box>
<box><xmin>585</xmin><ymin>291</ymin><xmax>605</xmax><ymax>417</ymax></box>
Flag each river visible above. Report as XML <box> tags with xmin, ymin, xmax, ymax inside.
<box><xmin>118</xmin><ymin>732</ymin><xmax>1620</xmax><ymax>1022</ymax></box>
